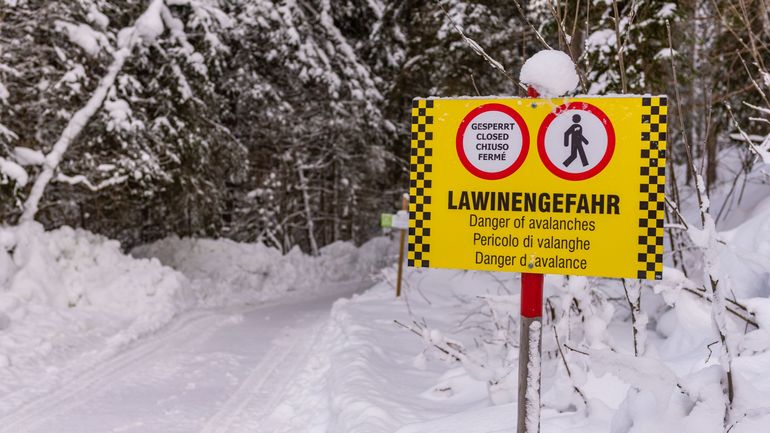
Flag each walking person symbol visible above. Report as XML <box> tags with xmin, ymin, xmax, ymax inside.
<box><xmin>538</xmin><ymin>102</ymin><xmax>615</xmax><ymax>180</ymax></box>
<box><xmin>563</xmin><ymin>114</ymin><xmax>589</xmax><ymax>167</ymax></box>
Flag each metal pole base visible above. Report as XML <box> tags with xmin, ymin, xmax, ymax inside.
<box><xmin>517</xmin><ymin>315</ymin><xmax>542</xmax><ymax>433</ymax></box>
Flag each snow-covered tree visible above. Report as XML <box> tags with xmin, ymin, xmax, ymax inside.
<box><xmin>216</xmin><ymin>0</ymin><xmax>395</xmax><ymax>252</ymax></box>
<box><xmin>0</xmin><ymin>0</ymin><xmax>247</xmax><ymax>242</ymax></box>
<box><xmin>583</xmin><ymin>0</ymin><xmax>676</xmax><ymax>94</ymax></box>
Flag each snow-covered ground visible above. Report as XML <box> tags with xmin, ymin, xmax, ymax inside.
<box><xmin>0</xmin><ymin>282</ymin><xmax>365</xmax><ymax>433</ymax></box>
<box><xmin>0</xmin><ymin>149</ymin><xmax>769</xmax><ymax>433</ymax></box>
<box><xmin>0</xmin><ymin>224</ymin><xmax>393</xmax><ymax>432</ymax></box>
<box><xmin>287</xmin><ymin>265</ymin><xmax>769</xmax><ymax>433</ymax></box>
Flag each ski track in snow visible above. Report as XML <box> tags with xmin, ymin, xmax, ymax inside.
<box><xmin>199</xmin><ymin>312</ymin><xmax>324</xmax><ymax>433</ymax></box>
<box><xmin>0</xmin><ymin>309</ymin><xmax>233</xmax><ymax>433</ymax></box>
<box><xmin>0</xmin><ymin>284</ymin><xmax>361</xmax><ymax>433</ymax></box>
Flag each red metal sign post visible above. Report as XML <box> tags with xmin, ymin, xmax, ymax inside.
<box><xmin>517</xmin><ymin>272</ymin><xmax>543</xmax><ymax>433</ymax></box>
<box><xmin>517</xmin><ymin>86</ymin><xmax>544</xmax><ymax>433</ymax></box>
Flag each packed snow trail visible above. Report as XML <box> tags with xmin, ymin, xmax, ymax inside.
<box><xmin>0</xmin><ymin>282</ymin><xmax>364</xmax><ymax>433</ymax></box>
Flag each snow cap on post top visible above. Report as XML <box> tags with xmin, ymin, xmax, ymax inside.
<box><xmin>519</xmin><ymin>50</ymin><xmax>579</xmax><ymax>98</ymax></box>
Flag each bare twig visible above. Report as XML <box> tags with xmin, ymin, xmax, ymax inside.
<box><xmin>563</xmin><ymin>343</ymin><xmax>589</xmax><ymax>356</ymax></box>
<box><xmin>664</xmin><ymin>196</ymin><xmax>690</xmax><ymax>230</ymax></box>
<box><xmin>546</xmin><ymin>0</ymin><xmax>588</xmax><ymax>92</ymax></box>
<box><xmin>666</xmin><ymin>20</ymin><xmax>707</xmax><ymax>225</ymax></box>
<box><xmin>469</xmin><ymin>73</ymin><xmax>481</xmax><ymax>96</ymax></box>
<box><xmin>621</xmin><ymin>279</ymin><xmax>641</xmax><ymax>357</ymax></box>
<box><xmin>394</xmin><ymin>319</ymin><xmax>463</xmax><ymax>362</ymax></box>
<box><xmin>611</xmin><ymin>0</ymin><xmax>627</xmax><ymax>93</ymax></box>
<box><xmin>511</xmin><ymin>0</ymin><xmax>554</xmax><ymax>51</ymax></box>
<box><xmin>434</xmin><ymin>0</ymin><xmax>526</xmax><ymax>92</ymax></box>
<box><xmin>553</xmin><ymin>325</ymin><xmax>589</xmax><ymax>408</ymax></box>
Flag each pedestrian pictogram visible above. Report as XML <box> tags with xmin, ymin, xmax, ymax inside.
<box><xmin>456</xmin><ymin>103</ymin><xmax>530</xmax><ymax>180</ymax></box>
<box><xmin>563</xmin><ymin>114</ymin><xmax>589</xmax><ymax>167</ymax></box>
<box><xmin>537</xmin><ymin>102</ymin><xmax>615</xmax><ymax>181</ymax></box>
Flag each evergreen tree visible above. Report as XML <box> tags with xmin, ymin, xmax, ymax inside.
<box><xmin>218</xmin><ymin>0</ymin><xmax>393</xmax><ymax>252</ymax></box>
<box><xmin>0</xmin><ymin>0</ymin><xmax>246</xmax><ymax>243</ymax></box>
<box><xmin>583</xmin><ymin>0</ymin><xmax>676</xmax><ymax>94</ymax></box>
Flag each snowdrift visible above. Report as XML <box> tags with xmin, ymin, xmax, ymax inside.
<box><xmin>0</xmin><ymin>223</ymin><xmax>394</xmax><ymax>397</ymax></box>
<box><xmin>0</xmin><ymin>222</ymin><xmax>189</xmax><ymax>394</ymax></box>
<box><xmin>132</xmin><ymin>236</ymin><xmax>395</xmax><ymax>306</ymax></box>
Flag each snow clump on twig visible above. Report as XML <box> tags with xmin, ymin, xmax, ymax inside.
<box><xmin>519</xmin><ymin>50</ymin><xmax>579</xmax><ymax>98</ymax></box>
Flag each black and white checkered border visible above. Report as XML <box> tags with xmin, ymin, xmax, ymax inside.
<box><xmin>637</xmin><ymin>96</ymin><xmax>668</xmax><ymax>280</ymax></box>
<box><xmin>407</xmin><ymin>99</ymin><xmax>434</xmax><ymax>268</ymax></box>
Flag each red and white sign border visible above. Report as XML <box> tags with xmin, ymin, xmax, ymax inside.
<box><xmin>456</xmin><ymin>103</ymin><xmax>530</xmax><ymax>180</ymax></box>
<box><xmin>537</xmin><ymin>102</ymin><xmax>616</xmax><ymax>181</ymax></box>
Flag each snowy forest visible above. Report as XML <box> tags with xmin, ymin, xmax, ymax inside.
<box><xmin>2</xmin><ymin>1</ymin><xmax>770</xmax><ymax>433</ymax></box>
<box><xmin>0</xmin><ymin>0</ymin><xmax>765</xmax><ymax>253</ymax></box>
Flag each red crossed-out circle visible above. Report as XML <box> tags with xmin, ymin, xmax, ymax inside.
<box><xmin>456</xmin><ymin>103</ymin><xmax>530</xmax><ymax>180</ymax></box>
<box><xmin>537</xmin><ymin>102</ymin><xmax>615</xmax><ymax>181</ymax></box>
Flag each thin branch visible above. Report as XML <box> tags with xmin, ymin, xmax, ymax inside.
<box><xmin>434</xmin><ymin>0</ymin><xmax>526</xmax><ymax>92</ymax></box>
<box><xmin>394</xmin><ymin>320</ymin><xmax>462</xmax><ymax>362</ymax></box>
<box><xmin>553</xmin><ymin>324</ymin><xmax>588</xmax><ymax>408</ymax></box>
<box><xmin>546</xmin><ymin>0</ymin><xmax>588</xmax><ymax>93</ymax></box>
<box><xmin>611</xmin><ymin>0</ymin><xmax>627</xmax><ymax>93</ymax></box>
<box><xmin>621</xmin><ymin>279</ymin><xmax>640</xmax><ymax>357</ymax></box>
<box><xmin>666</xmin><ymin>20</ymin><xmax>707</xmax><ymax>225</ymax></box>
<box><xmin>511</xmin><ymin>0</ymin><xmax>554</xmax><ymax>51</ymax></box>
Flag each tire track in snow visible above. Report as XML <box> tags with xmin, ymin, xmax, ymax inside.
<box><xmin>199</xmin><ymin>312</ymin><xmax>325</xmax><ymax>433</ymax></box>
<box><xmin>0</xmin><ymin>309</ymin><xmax>238</xmax><ymax>433</ymax></box>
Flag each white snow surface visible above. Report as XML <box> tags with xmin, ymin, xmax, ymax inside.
<box><xmin>519</xmin><ymin>50</ymin><xmax>579</xmax><ymax>97</ymax></box>
<box><xmin>87</xmin><ymin>5</ymin><xmax>110</xmax><ymax>29</ymax></box>
<box><xmin>0</xmin><ymin>224</ymin><xmax>393</xmax><ymax>416</ymax></box>
<box><xmin>0</xmin><ymin>81</ymin><xmax>9</xmax><ymax>105</ymax></box>
<box><xmin>132</xmin><ymin>236</ymin><xmax>394</xmax><ymax>307</ymax></box>
<box><xmin>135</xmin><ymin>0</ymin><xmax>165</xmax><ymax>43</ymax></box>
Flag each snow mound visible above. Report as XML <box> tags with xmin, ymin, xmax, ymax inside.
<box><xmin>54</xmin><ymin>20</ymin><xmax>108</xmax><ymax>57</ymax></box>
<box><xmin>0</xmin><ymin>224</ymin><xmax>396</xmax><ymax>397</ymax></box>
<box><xmin>0</xmin><ymin>222</ymin><xmax>190</xmax><ymax>393</ymax></box>
<box><xmin>519</xmin><ymin>50</ymin><xmax>579</xmax><ymax>97</ymax></box>
<box><xmin>132</xmin><ymin>236</ymin><xmax>395</xmax><ymax>306</ymax></box>
<box><xmin>0</xmin><ymin>222</ymin><xmax>188</xmax><ymax>323</ymax></box>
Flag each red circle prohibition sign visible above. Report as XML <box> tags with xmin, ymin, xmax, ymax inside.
<box><xmin>537</xmin><ymin>102</ymin><xmax>615</xmax><ymax>181</ymax></box>
<box><xmin>456</xmin><ymin>103</ymin><xmax>530</xmax><ymax>180</ymax></box>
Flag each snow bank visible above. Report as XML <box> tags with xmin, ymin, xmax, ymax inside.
<box><xmin>716</xmin><ymin>194</ymin><xmax>770</xmax><ymax>299</ymax></box>
<box><xmin>0</xmin><ymin>222</ymin><xmax>189</xmax><ymax>393</ymax></box>
<box><xmin>0</xmin><ymin>224</ymin><xmax>395</xmax><ymax>400</ymax></box>
<box><xmin>519</xmin><ymin>50</ymin><xmax>579</xmax><ymax>97</ymax></box>
<box><xmin>2</xmin><ymin>223</ymin><xmax>187</xmax><ymax>315</ymax></box>
<box><xmin>132</xmin><ymin>236</ymin><xmax>395</xmax><ymax>306</ymax></box>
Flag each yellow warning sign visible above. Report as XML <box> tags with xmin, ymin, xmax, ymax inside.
<box><xmin>407</xmin><ymin>96</ymin><xmax>667</xmax><ymax>280</ymax></box>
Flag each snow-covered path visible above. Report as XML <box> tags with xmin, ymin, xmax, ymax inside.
<box><xmin>0</xmin><ymin>282</ymin><xmax>362</xmax><ymax>433</ymax></box>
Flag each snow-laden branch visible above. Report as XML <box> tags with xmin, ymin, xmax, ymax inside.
<box><xmin>726</xmin><ymin>103</ymin><xmax>770</xmax><ymax>165</ymax></box>
<box><xmin>54</xmin><ymin>172</ymin><xmax>129</xmax><ymax>192</ymax></box>
<box><xmin>20</xmin><ymin>0</ymin><xmax>165</xmax><ymax>222</ymax></box>
<box><xmin>434</xmin><ymin>0</ymin><xmax>526</xmax><ymax>92</ymax></box>
<box><xmin>0</xmin><ymin>156</ymin><xmax>28</xmax><ymax>186</ymax></box>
